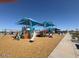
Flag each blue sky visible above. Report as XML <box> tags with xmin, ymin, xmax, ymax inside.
<box><xmin>0</xmin><ymin>0</ymin><xmax>79</xmax><ymax>30</ymax></box>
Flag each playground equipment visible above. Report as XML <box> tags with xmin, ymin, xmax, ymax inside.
<box><xmin>42</xmin><ymin>21</ymin><xmax>55</xmax><ymax>37</ymax></box>
<box><xmin>16</xmin><ymin>18</ymin><xmax>55</xmax><ymax>42</ymax></box>
<box><xmin>15</xmin><ymin>32</ymin><xmax>21</xmax><ymax>40</ymax></box>
<box><xmin>29</xmin><ymin>31</ymin><xmax>37</xmax><ymax>42</ymax></box>
<box><xmin>17</xmin><ymin>18</ymin><xmax>43</xmax><ymax>42</ymax></box>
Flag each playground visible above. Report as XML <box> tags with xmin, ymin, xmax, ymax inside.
<box><xmin>0</xmin><ymin>18</ymin><xmax>65</xmax><ymax>58</ymax></box>
<box><xmin>0</xmin><ymin>34</ymin><xmax>63</xmax><ymax>58</ymax></box>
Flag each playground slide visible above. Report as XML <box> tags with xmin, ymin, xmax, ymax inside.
<box><xmin>30</xmin><ymin>31</ymin><xmax>37</xmax><ymax>41</ymax></box>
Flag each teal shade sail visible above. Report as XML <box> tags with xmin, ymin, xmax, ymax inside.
<box><xmin>43</xmin><ymin>21</ymin><xmax>55</xmax><ymax>27</ymax></box>
<box><xmin>17</xmin><ymin>18</ymin><xmax>43</xmax><ymax>27</ymax></box>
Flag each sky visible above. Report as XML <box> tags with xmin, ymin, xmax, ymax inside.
<box><xmin>0</xmin><ymin>0</ymin><xmax>79</xmax><ymax>31</ymax></box>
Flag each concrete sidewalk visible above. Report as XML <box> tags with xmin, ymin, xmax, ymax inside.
<box><xmin>48</xmin><ymin>33</ymin><xmax>76</xmax><ymax>58</ymax></box>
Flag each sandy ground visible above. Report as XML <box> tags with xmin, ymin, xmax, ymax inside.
<box><xmin>0</xmin><ymin>34</ymin><xmax>63</xmax><ymax>58</ymax></box>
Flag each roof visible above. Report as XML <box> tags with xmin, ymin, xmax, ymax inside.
<box><xmin>17</xmin><ymin>18</ymin><xmax>43</xmax><ymax>26</ymax></box>
<box><xmin>43</xmin><ymin>21</ymin><xmax>55</xmax><ymax>27</ymax></box>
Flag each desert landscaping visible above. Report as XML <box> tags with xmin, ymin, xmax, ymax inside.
<box><xmin>0</xmin><ymin>34</ymin><xmax>64</xmax><ymax>58</ymax></box>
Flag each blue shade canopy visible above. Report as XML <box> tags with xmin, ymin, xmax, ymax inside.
<box><xmin>43</xmin><ymin>21</ymin><xmax>55</xmax><ymax>27</ymax></box>
<box><xmin>33</xmin><ymin>25</ymin><xmax>46</xmax><ymax>31</ymax></box>
<box><xmin>17</xmin><ymin>18</ymin><xmax>43</xmax><ymax>26</ymax></box>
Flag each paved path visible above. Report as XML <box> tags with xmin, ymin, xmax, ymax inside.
<box><xmin>48</xmin><ymin>32</ymin><xmax>76</xmax><ymax>58</ymax></box>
